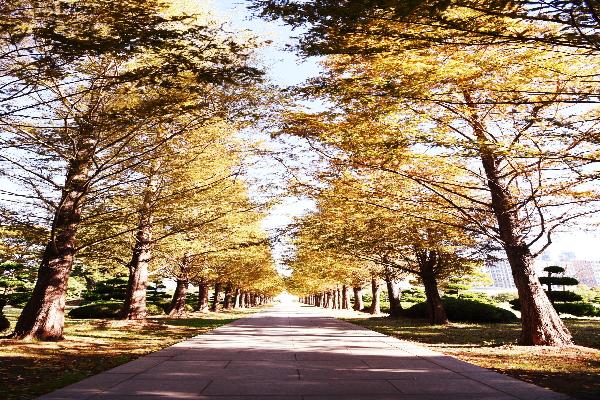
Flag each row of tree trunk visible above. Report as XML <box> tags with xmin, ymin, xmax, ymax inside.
<box><xmin>300</xmin><ymin>277</ymin><xmax>405</xmax><ymax>317</ymax></box>
<box><xmin>168</xmin><ymin>279</ymin><xmax>271</xmax><ymax>318</ymax></box>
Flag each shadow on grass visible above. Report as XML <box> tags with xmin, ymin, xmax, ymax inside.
<box><xmin>0</xmin><ymin>311</ymin><xmax>246</xmax><ymax>400</ymax></box>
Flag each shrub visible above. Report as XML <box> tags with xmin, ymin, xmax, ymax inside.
<box><xmin>404</xmin><ymin>297</ymin><xmax>518</xmax><ymax>323</ymax></box>
<box><xmin>547</xmin><ymin>290</ymin><xmax>583</xmax><ymax>303</ymax></box>
<box><xmin>68</xmin><ymin>301</ymin><xmax>164</xmax><ymax>319</ymax></box>
<box><xmin>82</xmin><ymin>277</ymin><xmax>129</xmax><ymax>303</ymax></box>
<box><xmin>554</xmin><ymin>302</ymin><xmax>599</xmax><ymax>317</ymax></box>
<box><xmin>456</xmin><ymin>292</ymin><xmax>494</xmax><ymax>304</ymax></box>
<box><xmin>491</xmin><ymin>292</ymin><xmax>518</xmax><ymax>303</ymax></box>
<box><xmin>509</xmin><ymin>298</ymin><xmax>599</xmax><ymax>317</ymax></box>
<box><xmin>401</xmin><ymin>288</ymin><xmax>426</xmax><ymax>303</ymax></box>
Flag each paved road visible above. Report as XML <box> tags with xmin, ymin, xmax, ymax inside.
<box><xmin>40</xmin><ymin>303</ymin><xmax>570</xmax><ymax>400</ymax></box>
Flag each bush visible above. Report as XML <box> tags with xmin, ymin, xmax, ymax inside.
<box><xmin>456</xmin><ymin>292</ymin><xmax>494</xmax><ymax>304</ymax></box>
<box><xmin>509</xmin><ymin>298</ymin><xmax>599</xmax><ymax>317</ymax></box>
<box><xmin>82</xmin><ymin>277</ymin><xmax>129</xmax><ymax>303</ymax></box>
<box><xmin>68</xmin><ymin>301</ymin><xmax>164</xmax><ymax>319</ymax></box>
<box><xmin>404</xmin><ymin>297</ymin><xmax>518</xmax><ymax>323</ymax></box>
<box><xmin>547</xmin><ymin>291</ymin><xmax>583</xmax><ymax>303</ymax></box>
<box><xmin>554</xmin><ymin>302</ymin><xmax>600</xmax><ymax>317</ymax></box>
<box><xmin>401</xmin><ymin>288</ymin><xmax>426</xmax><ymax>303</ymax></box>
<box><xmin>491</xmin><ymin>292</ymin><xmax>518</xmax><ymax>303</ymax></box>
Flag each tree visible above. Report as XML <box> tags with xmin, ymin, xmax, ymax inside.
<box><xmin>254</xmin><ymin>1</ymin><xmax>600</xmax><ymax>344</ymax></box>
<box><xmin>2</xmin><ymin>0</ymin><xmax>264</xmax><ymax>340</ymax></box>
<box><xmin>540</xmin><ymin>266</ymin><xmax>581</xmax><ymax>304</ymax></box>
<box><xmin>287</xmin><ymin>166</ymin><xmax>484</xmax><ymax>324</ymax></box>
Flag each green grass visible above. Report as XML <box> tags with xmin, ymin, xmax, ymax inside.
<box><xmin>0</xmin><ymin>306</ymin><xmax>263</xmax><ymax>400</ymax></box>
<box><xmin>344</xmin><ymin>315</ymin><xmax>600</xmax><ymax>400</ymax></box>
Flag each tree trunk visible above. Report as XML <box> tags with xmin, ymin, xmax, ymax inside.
<box><xmin>332</xmin><ymin>289</ymin><xmax>338</xmax><ymax>309</ymax></box>
<box><xmin>385</xmin><ymin>277</ymin><xmax>403</xmax><ymax>318</ymax></box>
<box><xmin>234</xmin><ymin>288</ymin><xmax>241</xmax><ymax>308</ymax></box>
<box><xmin>336</xmin><ymin>287</ymin><xmax>341</xmax><ymax>309</ymax></box>
<box><xmin>466</xmin><ymin>90</ymin><xmax>572</xmax><ymax>346</ymax></box>
<box><xmin>210</xmin><ymin>282</ymin><xmax>222</xmax><ymax>312</ymax></box>
<box><xmin>12</xmin><ymin>136</ymin><xmax>96</xmax><ymax>340</ymax></box>
<box><xmin>121</xmin><ymin>177</ymin><xmax>157</xmax><ymax>320</ymax></box>
<box><xmin>508</xmin><ymin>245</ymin><xmax>572</xmax><ymax>345</ymax></box>
<box><xmin>168</xmin><ymin>279</ymin><xmax>188</xmax><ymax>318</ymax></box>
<box><xmin>353</xmin><ymin>286</ymin><xmax>364</xmax><ymax>311</ymax></box>
<box><xmin>223</xmin><ymin>283</ymin><xmax>233</xmax><ymax>310</ymax></box>
<box><xmin>342</xmin><ymin>285</ymin><xmax>350</xmax><ymax>309</ymax></box>
<box><xmin>421</xmin><ymin>272</ymin><xmax>448</xmax><ymax>325</ymax></box>
<box><xmin>239</xmin><ymin>291</ymin><xmax>246</xmax><ymax>308</ymax></box>
<box><xmin>244</xmin><ymin>292</ymin><xmax>251</xmax><ymax>307</ymax></box>
<box><xmin>369</xmin><ymin>279</ymin><xmax>381</xmax><ymax>315</ymax></box>
<box><xmin>197</xmin><ymin>279</ymin><xmax>209</xmax><ymax>312</ymax></box>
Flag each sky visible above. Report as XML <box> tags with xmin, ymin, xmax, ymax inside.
<box><xmin>209</xmin><ymin>0</ymin><xmax>600</xmax><ymax>265</ymax></box>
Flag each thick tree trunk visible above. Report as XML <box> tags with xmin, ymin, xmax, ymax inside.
<box><xmin>466</xmin><ymin>91</ymin><xmax>572</xmax><ymax>346</ymax></box>
<box><xmin>385</xmin><ymin>277</ymin><xmax>403</xmax><ymax>318</ymax></box>
<box><xmin>342</xmin><ymin>285</ymin><xmax>350</xmax><ymax>309</ymax></box>
<box><xmin>336</xmin><ymin>287</ymin><xmax>341</xmax><ymax>309</ymax></box>
<box><xmin>12</xmin><ymin>137</ymin><xmax>95</xmax><ymax>340</ymax></box>
<box><xmin>210</xmin><ymin>282</ymin><xmax>222</xmax><ymax>312</ymax></box>
<box><xmin>121</xmin><ymin>177</ymin><xmax>157</xmax><ymax>320</ymax></box>
<box><xmin>508</xmin><ymin>245</ymin><xmax>572</xmax><ymax>345</ymax></box>
<box><xmin>421</xmin><ymin>272</ymin><xmax>448</xmax><ymax>325</ymax></box>
<box><xmin>168</xmin><ymin>279</ymin><xmax>188</xmax><ymax>318</ymax></box>
<box><xmin>353</xmin><ymin>286</ymin><xmax>364</xmax><ymax>311</ymax></box>
<box><xmin>223</xmin><ymin>283</ymin><xmax>233</xmax><ymax>310</ymax></box>
<box><xmin>197</xmin><ymin>280</ymin><xmax>209</xmax><ymax>312</ymax></box>
<box><xmin>369</xmin><ymin>279</ymin><xmax>381</xmax><ymax>315</ymax></box>
<box><xmin>244</xmin><ymin>292</ymin><xmax>251</xmax><ymax>307</ymax></box>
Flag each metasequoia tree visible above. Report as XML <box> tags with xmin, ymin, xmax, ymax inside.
<box><xmin>0</xmin><ymin>0</ymin><xmax>263</xmax><ymax>340</ymax></box>
<box><xmin>292</xmin><ymin>168</ymin><xmax>482</xmax><ymax>324</ymax></box>
<box><xmin>253</xmin><ymin>0</ymin><xmax>600</xmax><ymax>345</ymax></box>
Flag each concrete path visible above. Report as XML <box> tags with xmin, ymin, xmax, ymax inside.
<box><xmin>39</xmin><ymin>303</ymin><xmax>570</xmax><ymax>400</ymax></box>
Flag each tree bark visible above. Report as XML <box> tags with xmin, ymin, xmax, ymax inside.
<box><xmin>223</xmin><ymin>283</ymin><xmax>233</xmax><ymax>310</ymax></box>
<box><xmin>385</xmin><ymin>277</ymin><xmax>403</xmax><ymax>318</ymax></box>
<box><xmin>12</xmin><ymin>135</ymin><xmax>96</xmax><ymax>340</ymax></box>
<box><xmin>466</xmin><ymin>91</ymin><xmax>572</xmax><ymax>345</ymax></box>
<box><xmin>353</xmin><ymin>286</ymin><xmax>364</xmax><ymax>311</ymax></box>
<box><xmin>369</xmin><ymin>279</ymin><xmax>381</xmax><ymax>315</ymax></box>
<box><xmin>210</xmin><ymin>282</ymin><xmax>222</xmax><ymax>312</ymax></box>
<box><xmin>342</xmin><ymin>285</ymin><xmax>350</xmax><ymax>309</ymax></box>
<box><xmin>421</xmin><ymin>272</ymin><xmax>448</xmax><ymax>325</ymax></box>
<box><xmin>197</xmin><ymin>279</ymin><xmax>209</xmax><ymax>312</ymax></box>
<box><xmin>233</xmin><ymin>288</ymin><xmax>241</xmax><ymax>308</ymax></box>
<box><xmin>121</xmin><ymin>176</ymin><xmax>157</xmax><ymax>320</ymax></box>
<box><xmin>332</xmin><ymin>289</ymin><xmax>338</xmax><ymax>309</ymax></box>
<box><xmin>168</xmin><ymin>279</ymin><xmax>188</xmax><ymax>318</ymax></box>
<box><xmin>508</xmin><ymin>244</ymin><xmax>572</xmax><ymax>345</ymax></box>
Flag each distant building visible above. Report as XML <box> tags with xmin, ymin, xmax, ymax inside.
<box><xmin>482</xmin><ymin>260</ymin><xmax>514</xmax><ymax>289</ymax></box>
<box><xmin>483</xmin><ymin>258</ymin><xmax>600</xmax><ymax>289</ymax></box>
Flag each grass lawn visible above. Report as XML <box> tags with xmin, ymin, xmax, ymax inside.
<box><xmin>345</xmin><ymin>315</ymin><xmax>600</xmax><ymax>400</ymax></box>
<box><xmin>0</xmin><ymin>306</ymin><xmax>262</xmax><ymax>400</ymax></box>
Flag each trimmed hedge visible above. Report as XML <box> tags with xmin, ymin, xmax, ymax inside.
<box><xmin>554</xmin><ymin>302</ymin><xmax>600</xmax><ymax>317</ymax></box>
<box><xmin>404</xmin><ymin>297</ymin><xmax>518</xmax><ymax>323</ymax></box>
<box><xmin>68</xmin><ymin>301</ymin><xmax>164</xmax><ymax>319</ymax></box>
<box><xmin>509</xmin><ymin>298</ymin><xmax>599</xmax><ymax>316</ymax></box>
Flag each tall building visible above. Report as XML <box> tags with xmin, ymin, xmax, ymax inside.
<box><xmin>483</xmin><ymin>258</ymin><xmax>600</xmax><ymax>289</ymax></box>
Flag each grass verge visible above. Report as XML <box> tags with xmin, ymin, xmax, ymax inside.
<box><xmin>0</xmin><ymin>306</ymin><xmax>262</xmax><ymax>400</ymax></box>
<box><xmin>345</xmin><ymin>316</ymin><xmax>600</xmax><ymax>400</ymax></box>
